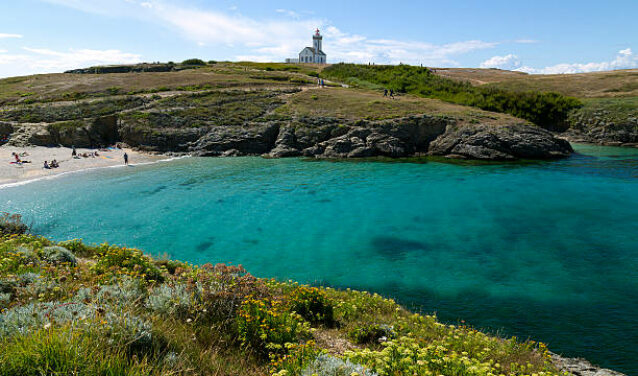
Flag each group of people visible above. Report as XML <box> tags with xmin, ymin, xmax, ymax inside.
<box><xmin>317</xmin><ymin>78</ymin><xmax>326</xmax><ymax>87</ymax></box>
<box><xmin>11</xmin><ymin>152</ymin><xmax>31</xmax><ymax>164</ymax></box>
<box><xmin>71</xmin><ymin>146</ymin><xmax>100</xmax><ymax>159</ymax></box>
<box><xmin>383</xmin><ymin>89</ymin><xmax>396</xmax><ymax>98</ymax></box>
<box><xmin>43</xmin><ymin>159</ymin><xmax>59</xmax><ymax>169</ymax></box>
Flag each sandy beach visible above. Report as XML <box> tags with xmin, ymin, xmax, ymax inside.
<box><xmin>0</xmin><ymin>145</ymin><xmax>165</xmax><ymax>186</ymax></box>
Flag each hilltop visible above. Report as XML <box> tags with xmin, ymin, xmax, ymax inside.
<box><xmin>430</xmin><ymin>68</ymin><xmax>638</xmax><ymax>145</ymax></box>
<box><xmin>0</xmin><ymin>61</ymin><xmax>573</xmax><ymax>161</ymax></box>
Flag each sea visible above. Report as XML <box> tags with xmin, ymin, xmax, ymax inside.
<box><xmin>1</xmin><ymin>143</ymin><xmax>637</xmax><ymax>374</ymax></box>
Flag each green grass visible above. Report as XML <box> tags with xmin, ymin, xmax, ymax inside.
<box><xmin>322</xmin><ymin>64</ymin><xmax>582</xmax><ymax>130</ymax></box>
<box><xmin>0</xmin><ymin>230</ymin><xmax>565</xmax><ymax>376</ymax></box>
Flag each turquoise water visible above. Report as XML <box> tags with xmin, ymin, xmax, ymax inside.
<box><xmin>1</xmin><ymin>144</ymin><xmax>638</xmax><ymax>374</ymax></box>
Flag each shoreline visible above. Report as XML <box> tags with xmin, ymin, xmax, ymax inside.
<box><xmin>0</xmin><ymin>145</ymin><xmax>170</xmax><ymax>188</ymax></box>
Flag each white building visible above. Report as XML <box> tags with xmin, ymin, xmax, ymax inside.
<box><xmin>294</xmin><ymin>29</ymin><xmax>326</xmax><ymax>64</ymax></box>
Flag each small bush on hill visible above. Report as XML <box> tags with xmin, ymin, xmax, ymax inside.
<box><xmin>181</xmin><ymin>58</ymin><xmax>207</xmax><ymax>66</ymax></box>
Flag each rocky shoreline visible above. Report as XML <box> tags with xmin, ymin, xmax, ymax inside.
<box><xmin>551</xmin><ymin>353</ymin><xmax>627</xmax><ymax>376</ymax></box>
<box><xmin>2</xmin><ymin>114</ymin><xmax>574</xmax><ymax>161</ymax></box>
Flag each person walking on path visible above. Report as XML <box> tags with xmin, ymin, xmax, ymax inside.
<box><xmin>123</xmin><ymin>152</ymin><xmax>129</xmax><ymax>165</ymax></box>
<box><xmin>383</xmin><ymin>89</ymin><xmax>388</xmax><ymax>97</ymax></box>
<box><xmin>390</xmin><ymin>89</ymin><xmax>395</xmax><ymax>99</ymax></box>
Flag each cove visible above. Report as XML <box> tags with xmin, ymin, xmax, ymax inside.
<box><xmin>1</xmin><ymin>144</ymin><xmax>637</xmax><ymax>374</ymax></box>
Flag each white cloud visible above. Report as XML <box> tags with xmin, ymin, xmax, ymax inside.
<box><xmin>0</xmin><ymin>49</ymin><xmax>7</xmax><ymax>54</ymax></box>
<box><xmin>517</xmin><ymin>48</ymin><xmax>638</xmax><ymax>74</ymax></box>
<box><xmin>480</xmin><ymin>54</ymin><xmax>522</xmax><ymax>70</ymax></box>
<box><xmin>276</xmin><ymin>9</ymin><xmax>300</xmax><ymax>19</ymax></box>
<box><xmin>39</xmin><ymin>0</ymin><xmax>499</xmax><ymax>66</ymax></box>
<box><xmin>0</xmin><ymin>33</ymin><xmax>23</xmax><ymax>39</ymax></box>
<box><xmin>0</xmin><ymin>47</ymin><xmax>141</xmax><ymax>77</ymax></box>
<box><xmin>514</xmin><ymin>39</ymin><xmax>538</xmax><ymax>44</ymax></box>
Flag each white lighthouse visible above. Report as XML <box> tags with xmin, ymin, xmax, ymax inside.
<box><xmin>297</xmin><ymin>29</ymin><xmax>327</xmax><ymax>64</ymax></box>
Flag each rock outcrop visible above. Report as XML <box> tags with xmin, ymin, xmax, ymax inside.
<box><xmin>190</xmin><ymin>122</ymin><xmax>280</xmax><ymax>156</ymax></box>
<box><xmin>564</xmin><ymin>111</ymin><xmax>638</xmax><ymax>147</ymax></box>
<box><xmin>551</xmin><ymin>353</ymin><xmax>627</xmax><ymax>376</ymax></box>
<box><xmin>2</xmin><ymin>114</ymin><xmax>574</xmax><ymax>161</ymax></box>
<box><xmin>428</xmin><ymin>123</ymin><xmax>574</xmax><ymax>160</ymax></box>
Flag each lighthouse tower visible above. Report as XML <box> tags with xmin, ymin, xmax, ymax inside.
<box><xmin>297</xmin><ymin>28</ymin><xmax>327</xmax><ymax>64</ymax></box>
<box><xmin>313</xmin><ymin>28</ymin><xmax>323</xmax><ymax>52</ymax></box>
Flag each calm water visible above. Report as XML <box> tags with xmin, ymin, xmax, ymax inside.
<box><xmin>1</xmin><ymin>144</ymin><xmax>638</xmax><ymax>374</ymax></box>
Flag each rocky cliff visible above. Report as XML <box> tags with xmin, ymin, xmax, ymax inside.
<box><xmin>4</xmin><ymin>114</ymin><xmax>573</xmax><ymax>161</ymax></box>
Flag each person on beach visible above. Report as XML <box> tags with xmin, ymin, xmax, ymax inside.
<box><xmin>12</xmin><ymin>152</ymin><xmax>21</xmax><ymax>163</ymax></box>
<box><xmin>43</xmin><ymin>161</ymin><xmax>50</xmax><ymax>169</ymax></box>
<box><xmin>50</xmin><ymin>160</ymin><xmax>59</xmax><ymax>168</ymax></box>
<box><xmin>72</xmin><ymin>146</ymin><xmax>77</xmax><ymax>157</ymax></box>
<box><xmin>124</xmin><ymin>152</ymin><xmax>129</xmax><ymax>165</ymax></box>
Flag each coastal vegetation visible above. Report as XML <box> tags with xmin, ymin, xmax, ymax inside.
<box><xmin>0</xmin><ymin>224</ymin><xmax>566</xmax><ymax>375</ymax></box>
<box><xmin>321</xmin><ymin>64</ymin><xmax>582</xmax><ymax>131</ymax></box>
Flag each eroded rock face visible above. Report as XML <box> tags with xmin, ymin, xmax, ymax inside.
<box><xmin>564</xmin><ymin>119</ymin><xmax>638</xmax><ymax>146</ymax></box>
<box><xmin>428</xmin><ymin>123</ymin><xmax>573</xmax><ymax>160</ymax></box>
<box><xmin>3</xmin><ymin>112</ymin><xmax>574</xmax><ymax>161</ymax></box>
<box><xmin>190</xmin><ymin>122</ymin><xmax>280</xmax><ymax>157</ymax></box>
<box><xmin>0</xmin><ymin>122</ymin><xmax>13</xmax><ymax>145</ymax></box>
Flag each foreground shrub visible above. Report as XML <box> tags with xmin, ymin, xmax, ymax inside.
<box><xmin>301</xmin><ymin>354</ymin><xmax>377</xmax><ymax>376</ymax></box>
<box><xmin>270</xmin><ymin>342</ymin><xmax>324</xmax><ymax>376</ymax></box>
<box><xmin>288</xmin><ymin>286</ymin><xmax>335</xmax><ymax>326</ymax></box>
<box><xmin>93</xmin><ymin>245</ymin><xmax>164</xmax><ymax>282</ymax></box>
<box><xmin>348</xmin><ymin>323</ymin><xmax>394</xmax><ymax>344</ymax></box>
<box><xmin>58</xmin><ymin>238</ymin><xmax>95</xmax><ymax>258</ymax></box>
<box><xmin>146</xmin><ymin>283</ymin><xmax>198</xmax><ymax>318</ymax></box>
<box><xmin>0</xmin><ymin>327</ymin><xmax>158</xmax><ymax>376</ymax></box>
<box><xmin>0</xmin><ymin>213</ymin><xmax>28</xmax><ymax>235</ymax></box>
<box><xmin>237</xmin><ymin>296</ymin><xmax>310</xmax><ymax>356</ymax></box>
<box><xmin>41</xmin><ymin>246</ymin><xmax>77</xmax><ymax>266</ymax></box>
<box><xmin>346</xmin><ymin>336</ymin><xmax>502</xmax><ymax>376</ymax></box>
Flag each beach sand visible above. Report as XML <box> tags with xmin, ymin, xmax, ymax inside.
<box><xmin>0</xmin><ymin>145</ymin><xmax>165</xmax><ymax>186</ymax></box>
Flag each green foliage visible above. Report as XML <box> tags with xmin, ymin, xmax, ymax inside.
<box><xmin>301</xmin><ymin>354</ymin><xmax>376</xmax><ymax>376</ymax></box>
<box><xmin>40</xmin><ymin>246</ymin><xmax>77</xmax><ymax>266</ymax></box>
<box><xmin>181</xmin><ymin>58</ymin><xmax>207</xmax><ymax>66</ymax></box>
<box><xmin>237</xmin><ymin>296</ymin><xmax>310</xmax><ymax>356</ymax></box>
<box><xmin>92</xmin><ymin>245</ymin><xmax>164</xmax><ymax>282</ymax></box>
<box><xmin>323</xmin><ymin>63</ymin><xmax>582</xmax><ymax>129</ymax></box>
<box><xmin>0</xmin><ymin>213</ymin><xmax>28</xmax><ymax>236</ymax></box>
<box><xmin>57</xmin><ymin>238</ymin><xmax>96</xmax><ymax>258</ymax></box>
<box><xmin>348</xmin><ymin>323</ymin><xmax>394</xmax><ymax>344</ymax></box>
<box><xmin>288</xmin><ymin>286</ymin><xmax>334</xmax><ymax>325</ymax></box>
<box><xmin>0</xmin><ymin>235</ymin><xmax>565</xmax><ymax>376</ymax></box>
<box><xmin>0</xmin><ymin>97</ymin><xmax>145</xmax><ymax>123</ymax></box>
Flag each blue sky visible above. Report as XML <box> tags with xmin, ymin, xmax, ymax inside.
<box><xmin>1</xmin><ymin>0</ymin><xmax>637</xmax><ymax>78</ymax></box>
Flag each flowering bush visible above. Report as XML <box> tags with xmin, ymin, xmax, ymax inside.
<box><xmin>288</xmin><ymin>286</ymin><xmax>335</xmax><ymax>326</ymax></box>
<box><xmin>237</xmin><ymin>296</ymin><xmax>310</xmax><ymax>356</ymax></box>
<box><xmin>269</xmin><ymin>341</ymin><xmax>323</xmax><ymax>376</ymax></box>
<box><xmin>92</xmin><ymin>245</ymin><xmax>163</xmax><ymax>282</ymax></box>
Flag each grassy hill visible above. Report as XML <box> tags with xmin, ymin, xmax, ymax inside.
<box><xmin>0</xmin><ymin>215</ymin><xmax>564</xmax><ymax>376</ymax></box>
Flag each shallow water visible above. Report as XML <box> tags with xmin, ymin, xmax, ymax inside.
<box><xmin>1</xmin><ymin>144</ymin><xmax>637</xmax><ymax>374</ymax></box>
